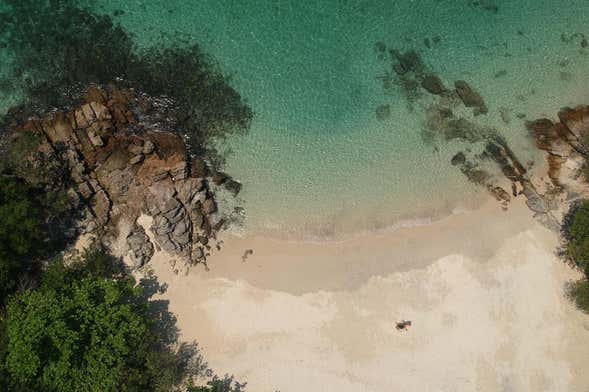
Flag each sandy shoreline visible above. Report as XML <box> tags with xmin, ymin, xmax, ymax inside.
<box><xmin>149</xmin><ymin>196</ymin><xmax>589</xmax><ymax>391</ymax></box>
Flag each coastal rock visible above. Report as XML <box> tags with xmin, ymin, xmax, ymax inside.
<box><xmin>451</xmin><ymin>152</ymin><xmax>466</xmax><ymax>166</ymax></box>
<box><xmin>190</xmin><ymin>158</ymin><xmax>209</xmax><ymax>178</ymax></box>
<box><xmin>526</xmin><ymin>107</ymin><xmax>589</xmax><ymax>187</ymax></box>
<box><xmin>11</xmin><ymin>84</ymin><xmax>239</xmax><ymax>269</ymax></box>
<box><xmin>224</xmin><ymin>179</ymin><xmax>242</xmax><ymax>196</ymax></box>
<box><xmin>375</xmin><ymin>104</ymin><xmax>391</xmax><ymax>121</ymax></box>
<box><xmin>91</xmin><ymin>189</ymin><xmax>111</xmax><ymax>226</ymax></box>
<box><xmin>421</xmin><ymin>75</ymin><xmax>446</xmax><ymax>95</ymax></box>
<box><xmin>391</xmin><ymin>50</ymin><xmax>424</xmax><ymax>76</ymax></box>
<box><xmin>127</xmin><ymin>225</ymin><xmax>155</xmax><ymax>268</ymax></box>
<box><xmin>201</xmin><ymin>197</ymin><xmax>217</xmax><ymax>215</ymax></box>
<box><xmin>212</xmin><ymin>171</ymin><xmax>229</xmax><ymax>186</ymax></box>
<box><xmin>558</xmin><ymin>106</ymin><xmax>589</xmax><ymax>140</ymax></box>
<box><xmin>454</xmin><ymin>80</ymin><xmax>488</xmax><ymax>115</ymax></box>
<box><xmin>129</xmin><ymin>154</ymin><xmax>144</xmax><ymax>165</ymax></box>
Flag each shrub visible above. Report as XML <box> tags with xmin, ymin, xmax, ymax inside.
<box><xmin>0</xmin><ymin>176</ymin><xmax>45</xmax><ymax>301</ymax></box>
<box><xmin>567</xmin><ymin>279</ymin><xmax>589</xmax><ymax>313</ymax></box>
<box><xmin>563</xmin><ymin>200</ymin><xmax>589</xmax><ymax>274</ymax></box>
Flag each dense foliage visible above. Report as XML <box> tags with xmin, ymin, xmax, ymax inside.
<box><xmin>0</xmin><ymin>1</ymin><xmax>250</xmax><ymax>390</ymax></box>
<box><xmin>0</xmin><ymin>0</ymin><xmax>252</xmax><ymax>155</ymax></box>
<box><xmin>0</xmin><ymin>176</ymin><xmax>47</xmax><ymax>302</ymax></box>
<box><xmin>562</xmin><ymin>200</ymin><xmax>589</xmax><ymax>312</ymax></box>
<box><xmin>0</xmin><ymin>246</ymin><xmax>244</xmax><ymax>391</ymax></box>
<box><xmin>5</xmin><ymin>276</ymin><xmax>150</xmax><ymax>390</ymax></box>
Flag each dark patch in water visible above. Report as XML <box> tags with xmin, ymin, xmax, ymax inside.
<box><xmin>0</xmin><ymin>0</ymin><xmax>252</xmax><ymax>162</ymax></box>
<box><xmin>375</xmin><ymin>104</ymin><xmax>391</xmax><ymax>121</ymax></box>
<box><xmin>466</xmin><ymin>0</ymin><xmax>499</xmax><ymax>14</ymax></box>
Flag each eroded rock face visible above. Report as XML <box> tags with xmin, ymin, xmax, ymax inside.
<box><xmin>11</xmin><ymin>83</ymin><xmax>241</xmax><ymax>268</ymax></box>
<box><xmin>527</xmin><ymin>106</ymin><xmax>589</xmax><ymax>187</ymax></box>
<box><xmin>127</xmin><ymin>224</ymin><xmax>154</xmax><ymax>268</ymax></box>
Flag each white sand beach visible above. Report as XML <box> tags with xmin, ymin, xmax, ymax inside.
<box><xmin>147</xmin><ymin>197</ymin><xmax>589</xmax><ymax>392</ymax></box>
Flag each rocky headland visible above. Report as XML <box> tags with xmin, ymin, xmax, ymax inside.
<box><xmin>5</xmin><ymin>84</ymin><xmax>242</xmax><ymax>272</ymax></box>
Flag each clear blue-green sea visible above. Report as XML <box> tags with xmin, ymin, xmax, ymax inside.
<box><xmin>8</xmin><ymin>0</ymin><xmax>589</xmax><ymax>238</ymax></box>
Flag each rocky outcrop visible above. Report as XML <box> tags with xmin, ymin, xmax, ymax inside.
<box><xmin>527</xmin><ymin>106</ymin><xmax>589</xmax><ymax>187</ymax></box>
<box><xmin>127</xmin><ymin>224</ymin><xmax>154</xmax><ymax>268</ymax></box>
<box><xmin>11</xmin><ymin>83</ymin><xmax>242</xmax><ymax>269</ymax></box>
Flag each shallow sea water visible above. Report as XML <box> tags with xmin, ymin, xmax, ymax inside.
<box><xmin>13</xmin><ymin>1</ymin><xmax>589</xmax><ymax>238</ymax></box>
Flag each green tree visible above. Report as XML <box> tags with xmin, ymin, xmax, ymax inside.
<box><xmin>568</xmin><ymin>279</ymin><xmax>589</xmax><ymax>313</ymax></box>
<box><xmin>0</xmin><ymin>176</ymin><xmax>45</xmax><ymax>301</ymax></box>
<box><xmin>5</xmin><ymin>276</ymin><xmax>151</xmax><ymax>391</ymax></box>
<box><xmin>562</xmin><ymin>201</ymin><xmax>589</xmax><ymax>313</ymax></box>
<box><xmin>564</xmin><ymin>200</ymin><xmax>589</xmax><ymax>274</ymax></box>
<box><xmin>2</xmin><ymin>247</ymin><xmax>224</xmax><ymax>391</ymax></box>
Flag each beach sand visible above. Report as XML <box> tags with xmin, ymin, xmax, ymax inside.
<box><xmin>148</xmin><ymin>197</ymin><xmax>589</xmax><ymax>391</ymax></box>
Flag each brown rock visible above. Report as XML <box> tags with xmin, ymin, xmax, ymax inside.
<box><xmin>77</xmin><ymin>181</ymin><xmax>94</xmax><ymax>199</ymax></box>
<box><xmin>202</xmin><ymin>197</ymin><xmax>217</xmax><ymax>215</ymax></box>
<box><xmin>224</xmin><ymin>179</ymin><xmax>242</xmax><ymax>196</ymax></box>
<box><xmin>212</xmin><ymin>171</ymin><xmax>229</xmax><ymax>185</ymax></box>
<box><xmin>91</xmin><ymin>189</ymin><xmax>111</xmax><ymax>225</ymax></box>
<box><xmin>454</xmin><ymin>80</ymin><xmax>488</xmax><ymax>115</ymax></box>
<box><xmin>421</xmin><ymin>75</ymin><xmax>446</xmax><ymax>95</ymax></box>
<box><xmin>129</xmin><ymin>154</ymin><xmax>144</xmax><ymax>165</ymax></box>
<box><xmin>190</xmin><ymin>158</ymin><xmax>209</xmax><ymax>178</ymax></box>
<box><xmin>558</xmin><ymin>106</ymin><xmax>589</xmax><ymax>141</ymax></box>
<box><xmin>12</xmin><ymin>83</ymin><xmax>240</xmax><ymax>272</ymax></box>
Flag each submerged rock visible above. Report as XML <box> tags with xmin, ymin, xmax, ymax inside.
<box><xmin>375</xmin><ymin>104</ymin><xmax>391</xmax><ymax>121</ymax></box>
<box><xmin>451</xmin><ymin>152</ymin><xmax>466</xmax><ymax>166</ymax></box>
<box><xmin>391</xmin><ymin>50</ymin><xmax>423</xmax><ymax>76</ymax></box>
<box><xmin>454</xmin><ymin>80</ymin><xmax>488</xmax><ymax>115</ymax></box>
<box><xmin>421</xmin><ymin>75</ymin><xmax>447</xmax><ymax>95</ymax></box>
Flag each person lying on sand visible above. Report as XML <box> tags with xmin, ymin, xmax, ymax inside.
<box><xmin>396</xmin><ymin>320</ymin><xmax>412</xmax><ymax>331</ymax></box>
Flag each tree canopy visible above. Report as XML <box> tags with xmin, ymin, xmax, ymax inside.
<box><xmin>563</xmin><ymin>200</ymin><xmax>589</xmax><ymax>312</ymax></box>
<box><xmin>0</xmin><ymin>176</ymin><xmax>45</xmax><ymax>301</ymax></box>
<box><xmin>5</xmin><ymin>277</ymin><xmax>149</xmax><ymax>391</ymax></box>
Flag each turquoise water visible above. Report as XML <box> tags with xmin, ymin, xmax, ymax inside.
<box><xmin>99</xmin><ymin>0</ymin><xmax>589</xmax><ymax>238</ymax></box>
<box><xmin>18</xmin><ymin>1</ymin><xmax>589</xmax><ymax>238</ymax></box>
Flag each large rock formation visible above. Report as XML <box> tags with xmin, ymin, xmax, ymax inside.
<box><xmin>527</xmin><ymin>106</ymin><xmax>589</xmax><ymax>187</ymax></box>
<box><xmin>10</xmin><ymin>83</ymin><xmax>241</xmax><ymax>269</ymax></box>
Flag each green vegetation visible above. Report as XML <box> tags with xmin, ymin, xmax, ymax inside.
<box><xmin>0</xmin><ymin>1</ymin><xmax>251</xmax><ymax>389</ymax></box>
<box><xmin>5</xmin><ymin>274</ymin><xmax>151</xmax><ymax>390</ymax></box>
<box><xmin>563</xmin><ymin>201</ymin><xmax>589</xmax><ymax>274</ymax></box>
<box><xmin>0</xmin><ymin>176</ymin><xmax>47</xmax><ymax>301</ymax></box>
<box><xmin>0</xmin><ymin>244</ymin><xmax>245</xmax><ymax>391</ymax></box>
<box><xmin>567</xmin><ymin>279</ymin><xmax>589</xmax><ymax>314</ymax></box>
<box><xmin>0</xmin><ymin>170</ymin><xmax>245</xmax><ymax>391</ymax></box>
<box><xmin>562</xmin><ymin>200</ymin><xmax>589</xmax><ymax>312</ymax></box>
